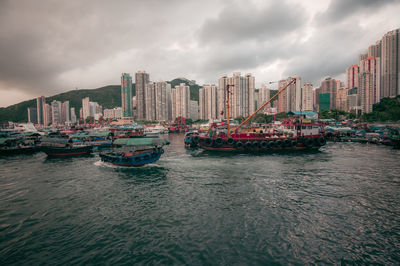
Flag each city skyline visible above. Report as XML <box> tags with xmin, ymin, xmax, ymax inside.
<box><xmin>1</xmin><ymin>0</ymin><xmax>399</xmax><ymax>107</ymax></box>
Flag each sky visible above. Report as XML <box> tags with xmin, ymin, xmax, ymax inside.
<box><xmin>0</xmin><ymin>0</ymin><xmax>400</xmax><ymax>107</ymax></box>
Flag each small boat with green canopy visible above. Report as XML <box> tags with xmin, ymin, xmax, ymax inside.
<box><xmin>99</xmin><ymin>137</ymin><xmax>170</xmax><ymax>167</ymax></box>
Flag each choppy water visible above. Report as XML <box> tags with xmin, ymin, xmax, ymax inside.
<box><xmin>1</xmin><ymin>134</ymin><xmax>400</xmax><ymax>265</ymax></box>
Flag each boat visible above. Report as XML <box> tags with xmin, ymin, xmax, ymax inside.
<box><xmin>99</xmin><ymin>137</ymin><xmax>170</xmax><ymax>167</ymax></box>
<box><xmin>0</xmin><ymin>137</ymin><xmax>37</xmax><ymax>155</ymax></box>
<box><xmin>192</xmin><ymin>78</ymin><xmax>327</xmax><ymax>152</ymax></box>
<box><xmin>184</xmin><ymin>131</ymin><xmax>198</xmax><ymax>148</ymax></box>
<box><xmin>40</xmin><ymin>136</ymin><xmax>93</xmax><ymax>157</ymax></box>
<box><xmin>70</xmin><ymin>131</ymin><xmax>113</xmax><ymax>149</ymax></box>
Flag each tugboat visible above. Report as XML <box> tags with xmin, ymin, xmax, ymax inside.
<box><xmin>99</xmin><ymin>137</ymin><xmax>169</xmax><ymax>167</ymax></box>
<box><xmin>193</xmin><ymin>78</ymin><xmax>326</xmax><ymax>152</ymax></box>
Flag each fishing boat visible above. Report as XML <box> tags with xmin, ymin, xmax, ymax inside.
<box><xmin>0</xmin><ymin>137</ymin><xmax>37</xmax><ymax>155</ymax></box>
<box><xmin>40</xmin><ymin>136</ymin><xmax>93</xmax><ymax>157</ymax></box>
<box><xmin>70</xmin><ymin>131</ymin><xmax>113</xmax><ymax>149</ymax></box>
<box><xmin>99</xmin><ymin>137</ymin><xmax>169</xmax><ymax>167</ymax></box>
<box><xmin>192</xmin><ymin>78</ymin><xmax>327</xmax><ymax>152</ymax></box>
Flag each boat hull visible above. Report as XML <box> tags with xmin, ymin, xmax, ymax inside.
<box><xmin>0</xmin><ymin>146</ymin><xmax>36</xmax><ymax>156</ymax></box>
<box><xmin>99</xmin><ymin>148</ymin><xmax>164</xmax><ymax>167</ymax></box>
<box><xmin>41</xmin><ymin>146</ymin><xmax>93</xmax><ymax>157</ymax></box>
<box><xmin>195</xmin><ymin>136</ymin><xmax>325</xmax><ymax>152</ymax></box>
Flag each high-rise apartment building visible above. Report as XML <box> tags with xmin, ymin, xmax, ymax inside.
<box><xmin>277</xmin><ymin>75</ymin><xmax>302</xmax><ymax>113</ymax></box>
<box><xmin>145</xmin><ymin>81</ymin><xmax>171</xmax><ymax>121</ymax></box>
<box><xmin>44</xmin><ymin>104</ymin><xmax>52</xmax><ymax>126</ymax></box>
<box><xmin>36</xmin><ymin>96</ymin><xmax>46</xmax><ymax>125</ymax></box>
<box><xmin>82</xmin><ymin>97</ymin><xmax>90</xmax><ymax>120</ymax></box>
<box><xmin>198</xmin><ymin>84</ymin><xmax>218</xmax><ymax>120</ymax></box>
<box><xmin>27</xmin><ymin>107</ymin><xmax>37</xmax><ymax>123</ymax></box>
<box><xmin>171</xmin><ymin>83</ymin><xmax>190</xmax><ymax>119</ymax></box>
<box><xmin>70</xmin><ymin>107</ymin><xmax>77</xmax><ymax>124</ymax></box>
<box><xmin>381</xmin><ymin>29</ymin><xmax>400</xmax><ymax>98</ymax></box>
<box><xmin>302</xmin><ymin>82</ymin><xmax>313</xmax><ymax>111</ymax></box>
<box><xmin>221</xmin><ymin>73</ymin><xmax>254</xmax><ymax>118</ymax></box>
<box><xmin>319</xmin><ymin>77</ymin><xmax>338</xmax><ymax>110</ymax></box>
<box><xmin>346</xmin><ymin>65</ymin><xmax>359</xmax><ymax>90</ymax></box>
<box><xmin>359</xmin><ymin>56</ymin><xmax>381</xmax><ymax>113</ymax></box>
<box><xmin>336</xmin><ymin>82</ymin><xmax>348</xmax><ymax>111</ymax></box>
<box><xmin>51</xmin><ymin>100</ymin><xmax>62</xmax><ymax>125</ymax></box>
<box><xmin>217</xmin><ymin>76</ymin><xmax>227</xmax><ymax>119</ymax></box>
<box><xmin>121</xmin><ymin>73</ymin><xmax>133</xmax><ymax>117</ymax></box>
<box><xmin>135</xmin><ymin>71</ymin><xmax>150</xmax><ymax>120</ymax></box>
<box><xmin>257</xmin><ymin>84</ymin><xmax>271</xmax><ymax>113</ymax></box>
<box><xmin>61</xmin><ymin>101</ymin><xmax>70</xmax><ymax>124</ymax></box>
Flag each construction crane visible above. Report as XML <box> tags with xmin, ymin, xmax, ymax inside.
<box><xmin>232</xmin><ymin>77</ymin><xmax>297</xmax><ymax>133</ymax></box>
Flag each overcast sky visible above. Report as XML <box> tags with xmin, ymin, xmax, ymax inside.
<box><xmin>0</xmin><ymin>0</ymin><xmax>400</xmax><ymax>107</ymax></box>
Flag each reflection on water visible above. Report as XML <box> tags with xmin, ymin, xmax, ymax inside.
<box><xmin>0</xmin><ymin>134</ymin><xmax>399</xmax><ymax>265</ymax></box>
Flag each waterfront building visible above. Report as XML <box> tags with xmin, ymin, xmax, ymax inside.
<box><xmin>381</xmin><ymin>29</ymin><xmax>400</xmax><ymax>98</ymax></box>
<box><xmin>257</xmin><ymin>84</ymin><xmax>271</xmax><ymax>113</ymax></box>
<box><xmin>318</xmin><ymin>77</ymin><xmax>337</xmax><ymax>110</ymax></box>
<box><xmin>190</xmin><ymin>100</ymin><xmax>199</xmax><ymax>121</ymax></box>
<box><xmin>51</xmin><ymin>100</ymin><xmax>62</xmax><ymax>125</ymax></box>
<box><xmin>221</xmin><ymin>72</ymin><xmax>255</xmax><ymax>118</ymax></box>
<box><xmin>346</xmin><ymin>65</ymin><xmax>359</xmax><ymax>91</ymax></box>
<box><xmin>121</xmin><ymin>73</ymin><xmax>133</xmax><ymax>118</ymax></box>
<box><xmin>44</xmin><ymin>104</ymin><xmax>52</xmax><ymax>126</ymax></box>
<box><xmin>359</xmin><ymin>56</ymin><xmax>381</xmax><ymax>113</ymax></box>
<box><xmin>144</xmin><ymin>81</ymin><xmax>171</xmax><ymax>121</ymax></box>
<box><xmin>302</xmin><ymin>82</ymin><xmax>313</xmax><ymax>111</ymax></box>
<box><xmin>155</xmin><ymin>81</ymin><xmax>171</xmax><ymax>121</ymax></box>
<box><xmin>104</xmin><ymin>107</ymin><xmax>123</xmax><ymax>120</ymax></box>
<box><xmin>336</xmin><ymin>84</ymin><xmax>348</xmax><ymax>112</ymax></box>
<box><xmin>135</xmin><ymin>71</ymin><xmax>150</xmax><ymax>120</ymax></box>
<box><xmin>27</xmin><ymin>107</ymin><xmax>37</xmax><ymax>123</ymax></box>
<box><xmin>217</xmin><ymin>76</ymin><xmax>227</xmax><ymax>119</ymax></box>
<box><xmin>36</xmin><ymin>96</ymin><xmax>46</xmax><ymax>125</ymax></box>
<box><xmin>62</xmin><ymin>101</ymin><xmax>70</xmax><ymax>124</ymax></box>
<box><xmin>171</xmin><ymin>83</ymin><xmax>190</xmax><ymax>119</ymax></box>
<box><xmin>82</xmin><ymin>97</ymin><xmax>90</xmax><ymax>120</ymax></box>
<box><xmin>70</xmin><ymin>108</ymin><xmax>77</xmax><ymax>124</ymax></box>
<box><xmin>277</xmin><ymin>75</ymin><xmax>302</xmax><ymax>113</ymax></box>
<box><xmin>198</xmin><ymin>84</ymin><xmax>218</xmax><ymax>120</ymax></box>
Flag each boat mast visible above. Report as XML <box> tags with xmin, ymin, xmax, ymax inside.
<box><xmin>233</xmin><ymin>77</ymin><xmax>296</xmax><ymax>133</ymax></box>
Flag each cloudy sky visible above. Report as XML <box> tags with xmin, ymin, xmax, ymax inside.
<box><xmin>0</xmin><ymin>0</ymin><xmax>399</xmax><ymax>107</ymax></box>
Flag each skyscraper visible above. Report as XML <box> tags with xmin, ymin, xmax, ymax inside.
<box><xmin>171</xmin><ymin>83</ymin><xmax>190</xmax><ymax>119</ymax></box>
<box><xmin>135</xmin><ymin>71</ymin><xmax>150</xmax><ymax>120</ymax></box>
<box><xmin>27</xmin><ymin>107</ymin><xmax>37</xmax><ymax>123</ymax></box>
<box><xmin>257</xmin><ymin>84</ymin><xmax>271</xmax><ymax>113</ymax></box>
<box><xmin>277</xmin><ymin>75</ymin><xmax>302</xmax><ymax>113</ymax></box>
<box><xmin>217</xmin><ymin>75</ymin><xmax>227</xmax><ymax>119</ymax></box>
<box><xmin>121</xmin><ymin>73</ymin><xmax>133</xmax><ymax>117</ymax></box>
<box><xmin>51</xmin><ymin>100</ymin><xmax>62</xmax><ymax>125</ymax></box>
<box><xmin>359</xmin><ymin>56</ymin><xmax>380</xmax><ymax>113</ymax></box>
<box><xmin>36</xmin><ymin>96</ymin><xmax>46</xmax><ymax>125</ymax></box>
<box><xmin>302</xmin><ymin>82</ymin><xmax>313</xmax><ymax>111</ymax></box>
<box><xmin>199</xmin><ymin>84</ymin><xmax>218</xmax><ymax>120</ymax></box>
<box><xmin>222</xmin><ymin>73</ymin><xmax>254</xmax><ymax>118</ymax></box>
<box><xmin>82</xmin><ymin>97</ymin><xmax>90</xmax><ymax>120</ymax></box>
<box><xmin>346</xmin><ymin>65</ymin><xmax>359</xmax><ymax>90</ymax></box>
<box><xmin>381</xmin><ymin>29</ymin><xmax>400</xmax><ymax>98</ymax></box>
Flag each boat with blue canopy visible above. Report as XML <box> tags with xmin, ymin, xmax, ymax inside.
<box><xmin>99</xmin><ymin>137</ymin><xmax>170</xmax><ymax>167</ymax></box>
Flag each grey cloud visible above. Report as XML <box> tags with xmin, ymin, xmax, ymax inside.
<box><xmin>316</xmin><ymin>0</ymin><xmax>399</xmax><ymax>24</ymax></box>
<box><xmin>198</xmin><ymin>0</ymin><xmax>308</xmax><ymax>44</ymax></box>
